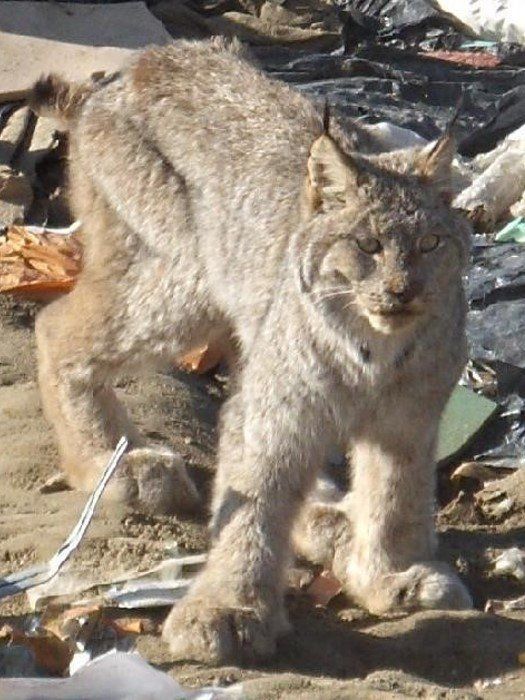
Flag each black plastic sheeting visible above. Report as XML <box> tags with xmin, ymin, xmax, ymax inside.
<box><xmin>459</xmin><ymin>85</ymin><xmax>525</xmax><ymax>157</ymax></box>
<box><xmin>261</xmin><ymin>45</ymin><xmax>525</xmax><ymax>142</ymax></box>
<box><xmin>460</xmin><ymin>243</ymin><xmax>525</xmax><ymax>464</ymax></box>
<box><xmin>337</xmin><ymin>0</ymin><xmax>473</xmax><ymax>53</ymax></box>
<box><xmin>467</xmin><ymin>242</ymin><xmax>525</xmax><ymax>370</ymax></box>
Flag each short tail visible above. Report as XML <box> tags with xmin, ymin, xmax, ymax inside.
<box><xmin>27</xmin><ymin>74</ymin><xmax>96</xmax><ymax>128</ymax></box>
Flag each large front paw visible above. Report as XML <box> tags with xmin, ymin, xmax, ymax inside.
<box><xmin>162</xmin><ymin>596</ymin><xmax>283</xmax><ymax>664</ymax></box>
<box><xmin>354</xmin><ymin>562</ymin><xmax>473</xmax><ymax>615</ymax></box>
<box><xmin>102</xmin><ymin>447</ymin><xmax>200</xmax><ymax>514</ymax></box>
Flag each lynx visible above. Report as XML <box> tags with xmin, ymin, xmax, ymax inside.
<box><xmin>31</xmin><ymin>38</ymin><xmax>472</xmax><ymax>664</ymax></box>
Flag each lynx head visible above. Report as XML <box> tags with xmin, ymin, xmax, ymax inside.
<box><xmin>298</xmin><ymin>129</ymin><xmax>470</xmax><ymax>334</ymax></box>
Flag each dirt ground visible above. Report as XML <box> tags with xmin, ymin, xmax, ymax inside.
<box><xmin>2</xmin><ymin>294</ymin><xmax>525</xmax><ymax>699</ymax></box>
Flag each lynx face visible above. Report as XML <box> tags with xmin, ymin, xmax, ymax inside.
<box><xmin>300</xmin><ymin>134</ymin><xmax>470</xmax><ymax>334</ymax></box>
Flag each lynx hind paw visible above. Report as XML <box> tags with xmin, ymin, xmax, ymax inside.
<box><xmin>162</xmin><ymin>597</ymin><xmax>281</xmax><ymax>664</ymax></box>
<box><xmin>387</xmin><ymin>562</ymin><xmax>473</xmax><ymax>612</ymax></box>
<box><xmin>105</xmin><ymin>447</ymin><xmax>201</xmax><ymax>515</ymax></box>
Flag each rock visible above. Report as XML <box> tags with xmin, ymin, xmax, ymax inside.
<box><xmin>0</xmin><ymin>165</ymin><xmax>33</xmax><ymax>227</ymax></box>
<box><xmin>0</xmin><ymin>108</ymin><xmax>57</xmax><ymax>178</ymax></box>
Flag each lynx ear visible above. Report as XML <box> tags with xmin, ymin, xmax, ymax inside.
<box><xmin>414</xmin><ymin>134</ymin><xmax>455</xmax><ymax>198</ymax></box>
<box><xmin>306</xmin><ymin>134</ymin><xmax>361</xmax><ymax>212</ymax></box>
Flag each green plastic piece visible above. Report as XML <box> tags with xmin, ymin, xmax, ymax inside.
<box><xmin>437</xmin><ymin>385</ymin><xmax>498</xmax><ymax>462</ymax></box>
<box><xmin>460</xmin><ymin>40</ymin><xmax>498</xmax><ymax>49</ymax></box>
<box><xmin>495</xmin><ymin>217</ymin><xmax>525</xmax><ymax>243</ymax></box>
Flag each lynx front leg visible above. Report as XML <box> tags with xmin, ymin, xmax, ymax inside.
<box><xmin>163</xmin><ymin>380</ymin><xmax>327</xmax><ymax>664</ymax></box>
<box><xmin>344</xmin><ymin>392</ymin><xmax>472</xmax><ymax>614</ymax></box>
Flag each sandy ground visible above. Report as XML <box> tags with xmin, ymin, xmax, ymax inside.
<box><xmin>2</xmin><ymin>294</ymin><xmax>525</xmax><ymax>698</ymax></box>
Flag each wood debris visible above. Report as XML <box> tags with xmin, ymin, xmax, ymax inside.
<box><xmin>0</xmin><ymin>225</ymin><xmax>82</xmax><ymax>299</ymax></box>
<box><xmin>178</xmin><ymin>343</ymin><xmax>224</xmax><ymax>374</ymax></box>
<box><xmin>0</xmin><ymin>623</ymin><xmax>74</xmax><ymax>676</ymax></box>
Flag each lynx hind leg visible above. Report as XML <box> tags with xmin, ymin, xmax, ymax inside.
<box><xmin>35</xmin><ymin>198</ymin><xmax>220</xmax><ymax>515</ymax></box>
<box><xmin>36</xmin><ymin>285</ymin><xmax>202</xmax><ymax>514</ymax></box>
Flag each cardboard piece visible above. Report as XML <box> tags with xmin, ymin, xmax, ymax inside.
<box><xmin>0</xmin><ymin>2</ymin><xmax>171</xmax><ymax>101</ymax></box>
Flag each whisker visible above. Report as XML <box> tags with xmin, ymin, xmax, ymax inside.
<box><xmin>315</xmin><ymin>290</ymin><xmax>355</xmax><ymax>301</ymax></box>
<box><xmin>307</xmin><ymin>286</ymin><xmax>348</xmax><ymax>297</ymax></box>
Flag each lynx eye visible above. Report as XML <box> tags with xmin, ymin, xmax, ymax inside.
<box><xmin>356</xmin><ymin>237</ymin><xmax>382</xmax><ymax>255</ymax></box>
<box><xmin>418</xmin><ymin>233</ymin><xmax>440</xmax><ymax>253</ymax></box>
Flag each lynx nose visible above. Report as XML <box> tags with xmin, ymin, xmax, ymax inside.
<box><xmin>386</xmin><ymin>279</ymin><xmax>419</xmax><ymax>305</ymax></box>
<box><xmin>389</xmin><ymin>288</ymin><xmax>414</xmax><ymax>304</ymax></box>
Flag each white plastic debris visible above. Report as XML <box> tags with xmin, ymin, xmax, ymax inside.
<box><xmin>437</xmin><ymin>0</ymin><xmax>525</xmax><ymax>44</ymax></box>
<box><xmin>24</xmin><ymin>221</ymin><xmax>82</xmax><ymax>237</ymax></box>
<box><xmin>0</xmin><ymin>650</ymin><xmax>244</xmax><ymax>700</ymax></box>
<box><xmin>362</xmin><ymin>122</ymin><xmax>428</xmax><ymax>151</ymax></box>
<box><xmin>104</xmin><ymin>553</ymin><xmax>206</xmax><ymax>608</ymax></box>
<box><xmin>28</xmin><ymin>551</ymin><xmax>206</xmax><ymax>610</ymax></box>
<box><xmin>454</xmin><ymin>124</ymin><xmax>525</xmax><ymax>229</ymax></box>
<box><xmin>0</xmin><ymin>437</ymin><xmax>128</xmax><ymax>600</ymax></box>
<box><xmin>493</xmin><ymin>547</ymin><xmax>525</xmax><ymax>581</ymax></box>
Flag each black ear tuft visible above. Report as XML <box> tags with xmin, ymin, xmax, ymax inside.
<box><xmin>322</xmin><ymin>100</ymin><xmax>330</xmax><ymax>136</ymax></box>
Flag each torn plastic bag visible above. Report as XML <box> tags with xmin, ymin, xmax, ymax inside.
<box><xmin>458</xmin><ymin>86</ymin><xmax>525</xmax><ymax>157</ymax></box>
<box><xmin>467</xmin><ymin>241</ymin><xmax>525</xmax><ymax>307</ymax></box>
<box><xmin>466</xmin><ymin>239</ymin><xmax>525</xmax><ymax>369</ymax></box>
<box><xmin>0</xmin><ymin>650</ymin><xmax>242</xmax><ymax>700</ymax></box>
<box><xmin>337</xmin><ymin>0</ymin><xmax>474</xmax><ymax>53</ymax></box>
<box><xmin>473</xmin><ymin>392</ymin><xmax>525</xmax><ymax>468</ymax></box>
<box><xmin>468</xmin><ymin>301</ymin><xmax>525</xmax><ymax>369</ymax></box>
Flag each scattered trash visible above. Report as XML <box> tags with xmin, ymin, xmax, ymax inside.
<box><xmin>338</xmin><ymin>0</ymin><xmax>475</xmax><ymax>54</ymax></box>
<box><xmin>359</xmin><ymin>121</ymin><xmax>428</xmax><ymax>151</ymax></box>
<box><xmin>454</xmin><ymin>124</ymin><xmax>525</xmax><ymax>231</ymax></box>
<box><xmin>473</xmin><ymin>676</ymin><xmax>504</xmax><ymax>690</ymax></box>
<box><xmin>476</xmin><ymin>489</ymin><xmax>515</xmax><ymax>520</ymax></box>
<box><xmin>0</xmin><ymin>623</ymin><xmax>74</xmax><ymax>676</ymax></box>
<box><xmin>0</xmin><ymin>650</ymin><xmax>244</xmax><ymax>699</ymax></box>
<box><xmin>0</xmin><ymin>437</ymin><xmax>128</xmax><ymax>600</ymax></box>
<box><xmin>28</xmin><ymin>550</ymin><xmax>206</xmax><ymax>611</ymax></box>
<box><xmin>462</xmin><ymin>359</ymin><xmax>498</xmax><ymax>396</ymax></box>
<box><xmin>492</xmin><ymin>547</ymin><xmax>525</xmax><ymax>581</ymax></box>
<box><xmin>450</xmin><ymin>461</ymin><xmax>507</xmax><ymax>488</ymax></box>
<box><xmin>24</xmin><ymin>221</ymin><xmax>82</xmax><ymax>237</ymax></box>
<box><xmin>420</xmin><ymin>50</ymin><xmax>502</xmax><ymax>69</ymax></box>
<box><xmin>437</xmin><ymin>0</ymin><xmax>525</xmax><ymax>44</ymax></box>
<box><xmin>486</xmin><ymin>595</ymin><xmax>525</xmax><ymax>613</ymax></box>
<box><xmin>495</xmin><ymin>217</ymin><xmax>525</xmax><ymax>243</ymax></box>
<box><xmin>178</xmin><ymin>343</ymin><xmax>225</xmax><ymax>375</ymax></box>
<box><xmin>0</xmin><ymin>225</ymin><xmax>82</xmax><ymax>299</ymax></box>
<box><xmin>458</xmin><ymin>86</ymin><xmax>525</xmax><ymax>158</ymax></box>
